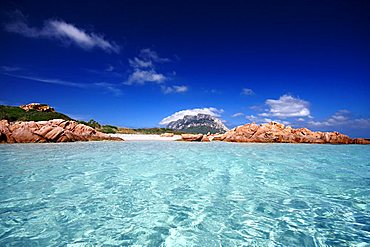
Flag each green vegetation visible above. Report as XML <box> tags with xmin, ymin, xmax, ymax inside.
<box><xmin>115</xmin><ymin>128</ymin><xmax>138</xmax><ymax>134</ymax></box>
<box><xmin>78</xmin><ymin>119</ymin><xmax>124</xmax><ymax>134</ymax></box>
<box><xmin>78</xmin><ymin>119</ymin><xmax>101</xmax><ymax>129</ymax></box>
<box><xmin>100</xmin><ymin>125</ymin><xmax>119</xmax><ymax>134</ymax></box>
<box><xmin>0</xmin><ymin>105</ymin><xmax>200</xmax><ymax>135</ymax></box>
<box><xmin>0</xmin><ymin>105</ymin><xmax>71</xmax><ymax>122</ymax></box>
<box><xmin>86</xmin><ymin>119</ymin><xmax>101</xmax><ymax>129</ymax></box>
<box><xmin>78</xmin><ymin>120</ymin><xmax>189</xmax><ymax>134</ymax></box>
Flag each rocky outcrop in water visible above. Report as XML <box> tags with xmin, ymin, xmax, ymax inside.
<box><xmin>0</xmin><ymin>119</ymin><xmax>123</xmax><ymax>143</ymax></box>
<box><xmin>180</xmin><ymin>133</ymin><xmax>225</xmax><ymax>142</ymax></box>
<box><xmin>179</xmin><ymin>122</ymin><xmax>370</xmax><ymax>144</ymax></box>
<box><xmin>221</xmin><ymin>122</ymin><xmax>370</xmax><ymax>144</ymax></box>
<box><xmin>180</xmin><ymin>134</ymin><xmax>204</xmax><ymax>142</ymax></box>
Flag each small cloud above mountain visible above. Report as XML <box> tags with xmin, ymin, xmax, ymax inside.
<box><xmin>160</xmin><ymin>107</ymin><xmax>224</xmax><ymax>125</ymax></box>
<box><xmin>160</xmin><ymin>107</ymin><xmax>228</xmax><ymax>134</ymax></box>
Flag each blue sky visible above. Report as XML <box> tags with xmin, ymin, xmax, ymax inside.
<box><xmin>1</xmin><ymin>0</ymin><xmax>369</xmax><ymax>137</ymax></box>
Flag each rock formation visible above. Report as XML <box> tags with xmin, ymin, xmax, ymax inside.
<box><xmin>221</xmin><ymin>122</ymin><xmax>370</xmax><ymax>144</ymax></box>
<box><xmin>179</xmin><ymin>122</ymin><xmax>369</xmax><ymax>144</ymax></box>
<box><xmin>19</xmin><ymin>103</ymin><xmax>55</xmax><ymax>112</ymax></box>
<box><xmin>180</xmin><ymin>134</ymin><xmax>204</xmax><ymax>142</ymax></box>
<box><xmin>0</xmin><ymin>119</ymin><xmax>123</xmax><ymax>143</ymax></box>
<box><xmin>160</xmin><ymin>133</ymin><xmax>174</xmax><ymax>137</ymax></box>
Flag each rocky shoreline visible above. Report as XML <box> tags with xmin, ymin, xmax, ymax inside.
<box><xmin>0</xmin><ymin>119</ymin><xmax>123</xmax><ymax>143</ymax></box>
<box><xmin>180</xmin><ymin>122</ymin><xmax>370</xmax><ymax>144</ymax></box>
<box><xmin>1</xmin><ymin>119</ymin><xmax>369</xmax><ymax>144</ymax></box>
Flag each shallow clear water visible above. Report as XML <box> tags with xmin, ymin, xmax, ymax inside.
<box><xmin>0</xmin><ymin>141</ymin><xmax>369</xmax><ymax>246</ymax></box>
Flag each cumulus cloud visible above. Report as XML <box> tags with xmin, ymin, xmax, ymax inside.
<box><xmin>125</xmin><ymin>70</ymin><xmax>166</xmax><ymax>85</ymax></box>
<box><xmin>125</xmin><ymin>48</ymin><xmax>187</xmax><ymax>94</ymax></box>
<box><xmin>241</xmin><ymin>88</ymin><xmax>255</xmax><ymax>96</ymax></box>
<box><xmin>308</xmin><ymin>110</ymin><xmax>370</xmax><ymax>129</ymax></box>
<box><xmin>161</xmin><ymin>85</ymin><xmax>188</xmax><ymax>94</ymax></box>
<box><xmin>128</xmin><ymin>48</ymin><xmax>170</xmax><ymax>69</ymax></box>
<box><xmin>246</xmin><ymin>114</ymin><xmax>258</xmax><ymax>122</ymax></box>
<box><xmin>125</xmin><ymin>48</ymin><xmax>170</xmax><ymax>85</ymax></box>
<box><xmin>259</xmin><ymin>94</ymin><xmax>310</xmax><ymax>118</ymax></box>
<box><xmin>244</xmin><ymin>95</ymin><xmax>310</xmax><ymax>125</ymax></box>
<box><xmin>4</xmin><ymin>10</ymin><xmax>119</xmax><ymax>53</ymax></box>
<box><xmin>160</xmin><ymin>107</ymin><xmax>224</xmax><ymax>125</ymax></box>
<box><xmin>245</xmin><ymin>114</ymin><xmax>290</xmax><ymax>125</ymax></box>
<box><xmin>128</xmin><ymin>57</ymin><xmax>153</xmax><ymax>69</ymax></box>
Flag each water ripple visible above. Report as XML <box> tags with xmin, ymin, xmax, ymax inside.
<box><xmin>0</xmin><ymin>142</ymin><xmax>369</xmax><ymax>246</ymax></box>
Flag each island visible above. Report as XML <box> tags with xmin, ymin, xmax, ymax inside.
<box><xmin>0</xmin><ymin>103</ymin><xmax>369</xmax><ymax>144</ymax></box>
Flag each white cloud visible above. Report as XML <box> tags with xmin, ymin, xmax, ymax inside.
<box><xmin>3</xmin><ymin>72</ymin><xmax>122</xmax><ymax>95</ymax></box>
<box><xmin>353</xmin><ymin>118</ymin><xmax>370</xmax><ymax>128</ymax></box>
<box><xmin>125</xmin><ymin>48</ymin><xmax>170</xmax><ymax>85</ymax></box>
<box><xmin>232</xmin><ymin>112</ymin><xmax>244</xmax><ymax>117</ymax></box>
<box><xmin>260</xmin><ymin>94</ymin><xmax>310</xmax><ymax>118</ymax></box>
<box><xmin>160</xmin><ymin>107</ymin><xmax>223</xmax><ymax>125</ymax></box>
<box><xmin>279</xmin><ymin>120</ymin><xmax>291</xmax><ymax>125</ymax></box>
<box><xmin>4</xmin><ymin>10</ymin><xmax>119</xmax><ymax>53</ymax></box>
<box><xmin>125</xmin><ymin>49</ymin><xmax>188</xmax><ymax>93</ymax></box>
<box><xmin>139</xmin><ymin>48</ymin><xmax>170</xmax><ymax>63</ymax></box>
<box><xmin>128</xmin><ymin>57</ymin><xmax>153</xmax><ymax>69</ymax></box>
<box><xmin>128</xmin><ymin>48</ymin><xmax>170</xmax><ymax>69</ymax></box>
<box><xmin>245</xmin><ymin>95</ymin><xmax>310</xmax><ymax>125</ymax></box>
<box><xmin>308</xmin><ymin>110</ymin><xmax>350</xmax><ymax>127</ymax></box>
<box><xmin>125</xmin><ymin>70</ymin><xmax>166</xmax><ymax>85</ymax></box>
<box><xmin>246</xmin><ymin>114</ymin><xmax>257</xmax><ymax>121</ymax></box>
<box><xmin>308</xmin><ymin>110</ymin><xmax>370</xmax><ymax>129</ymax></box>
<box><xmin>241</xmin><ymin>88</ymin><xmax>255</xmax><ymax>95</ymax></box>
<box><xmin>245</xmin><ymin>114</ymin><xmax>290</xmax><ymax>125</ymax></box>
<box><xmin>3</xmin><ymin>73</ymin><xmax>87</xmax><ymax>88</ymax></box>
<box><xmin>161</xmin><ymin>85</ymin><xmax>188</xmax><ymax>94</ymax></box>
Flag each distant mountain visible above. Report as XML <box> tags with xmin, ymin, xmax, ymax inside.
<box><xmin>167</xmin><ymin>113</ymin><xmax>229</xmax><ymax>134</ymax></box>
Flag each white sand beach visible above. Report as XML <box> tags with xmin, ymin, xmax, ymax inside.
<box><xmin>109</xmin><ymin>134</ymin><xmax>182</xmax><ymax>141</ymax></box>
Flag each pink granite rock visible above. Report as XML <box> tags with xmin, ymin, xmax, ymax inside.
<box><xmin>0</xmin><ymin>119</ymin><xmax>123</xmax><ymax>143</ymax></box>
<box><xmin>181</xmin><ymin>134</ymin><xmax>204</xmax><ymax>142</ymax></box>
<box><xmin>222</xmin><ymin>122</ymin><xmax>370</xmax><ymax>144</ymax></box>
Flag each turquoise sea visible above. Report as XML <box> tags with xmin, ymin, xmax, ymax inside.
<box><xmin>0</xmin><ymin>141</ymin><xmax>369</xmax><ymax>246</ymax></box>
